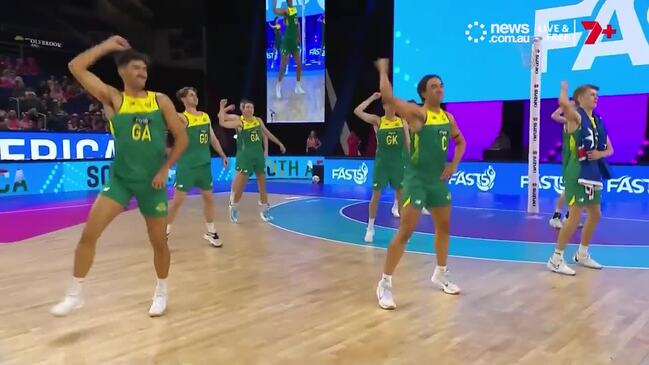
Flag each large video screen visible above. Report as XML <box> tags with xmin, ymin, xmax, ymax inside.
<box><xmin>394</xmin><ymin>0</ymin><xmax>649</xmax><ymax>102</ymax></box>
<box><xmin>266</xmin><ymin>0</ymin><xmax>325</xmax><ymax>123</ymax></box>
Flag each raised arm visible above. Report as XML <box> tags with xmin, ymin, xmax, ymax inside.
<box><xmin>353</xmin><ymin>92</ymin><xmax>381</xmax><ymax>126</ymax></box>
<box><xmin>273</xmin><ymin>0</ymin><xmax>287</xmax><ymax>15</ymax></box>
<box><xmin>259</xmin><ymin>118</ymin><xmax>286</xmax><ymax>154</ymax></box>
<box><xmin>440</xmin><ymin>112</ymin><xmax>466</xmax><ymax>180</ymax></box>
<box><xmin>153</xmin><ymin>93</ymin><xmax>188</xmax><ymax>188</ymax></box>
<box><xmin>559</xmin><ymin>81</ymin><xmax>581</xmax><ymax>132</ymax></box>
<box><xmin>68</xmin><ymin>36</ymin><xmax>128</xmax><ymax>110</ymax></box>
<box><xmin>218</xmin><ymin>99</ymin><xmax>243</xmax><ymax>130</ymax></box>
<box><xmin>375</xmin><ymin>58</ymin><xmax>426</xmax><ymax>128</ymax></box>
<box><xmin>550</xmin><ymin>105</ymin><xmax>567</xmax><ymax>124</ymax></box>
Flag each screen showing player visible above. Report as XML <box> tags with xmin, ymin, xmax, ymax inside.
<box><xmin>266</xmin><ymin>0</ymin><xmax>325</xmax><ymax>123</ymax></box>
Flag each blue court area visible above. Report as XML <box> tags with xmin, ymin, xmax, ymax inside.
<box><xmin>261</xmin><ymin>182</ymin><xmax>649</xmax><ymax>270</ymax></box>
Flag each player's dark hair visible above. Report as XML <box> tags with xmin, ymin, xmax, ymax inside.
<box><xmin>176</xmin><ymin>86</ymin><xmax>197</xmax><ymax>101</ymax></box>
<box><xmin>241</xmin><ymin>98</ymin><xmax>254</xmax><ymax>107</ymax></box>
<box><xmin>417</xmin><ymin>74</ymin><xmax>443</xmax><ymax>101</ymax></box>
<box><xmin>572</xmin><ymin>84</ymin><xmax>599</xmax><ymax>103</ymax></box>
<box><xmin>114</xmin><ymin>49</ymin><xmax>150</xmax><ymax>68</ymax></box>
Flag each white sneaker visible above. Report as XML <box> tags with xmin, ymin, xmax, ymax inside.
<box><xmin>573</xmin><ymin>253</ymin><xmax>603</xmax><ymax>270</ymax></box>
<box><xmin>50</xmin><ymin>295</ymin><xmax>84</xmax><ymax>317</ymax></box>
<box><xmin>431</xmin><ymin>267</ymin><xmax>461</xmax><ymax>295</ymax></box>
<box><xmin>364</xmin><ymin>228</ymin><xmax>374</xmax><ymax>243</ymax></box>
<box><xmin>203</xmin><ymin>232</ymin><xmax>223</xmax><ymax>247</ymax></box>
<box><xmin>376</xmin><ymin>280</ymin><xmax>396</xmax><ymax>310</ymax></box>
<box><xmin>547</xmin><ymin>255</ymin><xmax>576</xmax><ymax>275</ymax></box>
<box><xmin>295</xmin><ymin>82</ymin><xmax>306</xmax><ymax>94</ymax></box>
<box><xmin>549</xmin><ymin>217</ymin><xmax>563</xmax><ymax>229</ymax></box>
<box><xmin>422</xmin><ymin>208</ymin><xmax>431</xmax><ymax>215</ymax></box>
<box><xmin>148</xmin><ymin>294</ymin><xmax>167</xmax><ymax>317</ymax></box>
<box><xmin>259</xmin><ymin>203</ymin><xmax>273</xmax><ymax>222</ymax></box>
<box><xmin>275</xmin><ymin>82</ymin><xmax>282</xmax><ymax>99</ymax></box>
<box><xmin>391</xmin><ymin>205</ymin><xmax>400</xmax><ymax>218</ymax></box>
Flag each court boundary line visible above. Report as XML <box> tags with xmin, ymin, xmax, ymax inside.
<box><xmin>268</xmin><ymin>198</ymin><xmax>649</xmax><ymax>270</ymax></box>
<box><xmin>267</xmin><ymin>197</ymin><xmax>649</xmax><ymax>269</ymax></box>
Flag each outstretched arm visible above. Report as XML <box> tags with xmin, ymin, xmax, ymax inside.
<box><xmin>375</xmin><ymin>58</ymin><xmax>426</xmax><ymax>128</ymax></box>
<box><xmin>550</xmin><ymin>106</ymin><xmax>567</xmax><ymax>124</ymax></box>
<box><xmin>353</xmin><ymin>92</ymin><xmax>381</xmax><ymax>126</ymax></box>
<box><xmin>559</xmin><ymin>81</ymin><xmax>581</xmax><ymax>132</ymax></box>
<box><xmin>259</xmin><ymin>119</ymin><xmax>286</xmax><ymax>154</ymax></box>
<box><xmin>68</xmin><ymin>36</ymin><xmax>128</xmax><ymax>111</ymax></box>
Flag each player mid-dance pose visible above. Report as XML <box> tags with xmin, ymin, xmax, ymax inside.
<box><xmin>354</xmin><ymin>91</ymin><xmax>409</xmax><ymax>242</ymax></box>
<box><xmin>218</xmin><ymin>99</ymin><xmax>286</xmax><ymax>223</ymax></box>
<box><xmin>166</xmin><ymin>87</ymin><xmax>229</xmax><ymax>247</ymax></box>
<box><xmin>273</xmin><ymin>0</ymin><xmax>305</xmax><ymax>98</ymax></box>
<box><xmin>374</xmin><ymin>59</ymin><xmax>466</xmax><ymax>310</ymax></box>
<box><xmin>547</xmin><ymin>82</ymin><xmax>613</xmax><ymax>275</ymax></box>
<box><xmin>51</xmin><ymin>36</ymin><xmax>188</xmax><ymax>317</ymax></box>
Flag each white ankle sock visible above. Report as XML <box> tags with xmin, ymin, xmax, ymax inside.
<box><xmin>553</xmin><ymin>249</ymin><xmax>564</xmax><ymax>258</ymax></box>
<box><xmin>206</xmin><ymin>222</ymin><xmax>215</xmax><ymax>234</ymax></box>
<box><xmin>436</xmin><ymin>266</ymin><xmax>447</xmax><ymax>273</ymax></box>
<box><xmin>578</xmin><ymin>244</ymin><xmax>589</xmax><ymax>256</ymax></box>
<box><xmin>69</xmin><ymin>277</ymin><xmax>84</xmax><ymax>296</ymax></box>
<box><xmin>166</xmin><ymin>224</ymin><xmax>171</xmax><ymax>235</ymax></box>
<box><xmin>155</xmin><ymin>278</ymin><xmax>167</xmax><ymax>296</ymax></box>
<box><xmin>368</xmin><ymin>218</ymin><xmax>375</xmax><ymax>230</ymax></box>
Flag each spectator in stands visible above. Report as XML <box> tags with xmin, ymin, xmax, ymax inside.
<box><xmin>37</xmin><ymin>80</ymin><xmax>49</xmax><ymax>96</ymax></box>
<box><xmin>1</xmin><ymin>70</ymin><xmax>14</xmax><ymax>88</ymax></box>
<box><xmin>23</xmin><ymin>90</ymin><xmax>46</xmax><ymax>115</ymax></box>
<box><xmin>50</xmin><ymin>81</ymin><xmax>64</xmax><ymax>101</ymax></box>
<box><xmin>67</xmin><ymin>113</ymin><xmax>79</xmax><ymax>131</ymax></box>
<box><xmin>0</xmin><ymin>110</ymin><xmax>6</xmax><ymax>130</ymax></box>
<box><xmin>91</xmin><ymin>112</ymin><xmax>105</xmax><ymax>131</ymax></box>
<box><xmin>89</xmin><ymin>98</ymin><xmax>102</xmax><ymax>113</ymax></box>
<box><xmin>347</xmin><ymin>130</ymin><xmax>360</xmax><ymax>156</ymax></box>
<box><xmin>19</xmin><ymin>112</ymin><xmax>33</xmax><ymax>130</ymax></box>
<box><xmin>25</xmin><ymin>57</ymin><xmax>39</xmax><ymax>75</ymax></box>
<box><xmin>306</xmin><ymin>130</ymin><xmax>322</xmax><ymax>154</ymax></box>
<box><xmin>365</xmin><ymin>127</ymin><xmax>377</xmax><ymax>157</ymax></box>
<box><xmin>4</xmin><ymin>110</ymin><xmax>19</xmax><ymax>130</ymax></box>
<box><xmin>12</xmin><ymin>76</ymin><xmax>25</xmax><ymax>98</ymax></box>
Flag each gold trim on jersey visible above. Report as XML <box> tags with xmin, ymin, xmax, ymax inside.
<box><xmin>425</xmin><ymin>109</ymin><xmax>449</xmax><ymax>126</ymax></box>
<box><xmin>118</xmin><ymin>91</ymin><xmax>159</xmax><ymax>114</ymax></box>
<box><xmin>379</xmin><ymin>116</ymin><xmax>404</xmax><ymax>130</ymax></box>
<box><xmin>287</xmin><ymin>6</ymin><xmax>297</xmax><ymax>16</ymax></box>
<box><xmin>184</xmin><ymin>111</ymin><xmax>210</xmax><ymax>128</ymax></box>
<box><xmin>240</xmin><ymin>116</ymin><xmax>261</xmax><ymax>130</ymax></box>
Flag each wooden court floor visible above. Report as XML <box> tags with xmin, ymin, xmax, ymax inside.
<box><xmin>1</xmin><ymin>194</ymin><xmax>649</xmax><ymax>365</ymax></box>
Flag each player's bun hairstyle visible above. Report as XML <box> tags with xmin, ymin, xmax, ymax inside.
<box><xmin>114</xmin><ymin>49</ymin><xmax>150</xmax><ymax>68</ymax></box>
<box><xmin>417</xmin><ymin>74</ymin><xmax>443</xmax><ymax>102</ymax></box>
<box><xmin>176</xmin><ymin>87</ymin><xmax>197</xmax><ymax>101</ymax></box>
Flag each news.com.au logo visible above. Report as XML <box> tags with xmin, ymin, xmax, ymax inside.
<box><xmin>465</xmin><ymin>19</ymin><xmax>618</xmax><ymax>45</ymax></box>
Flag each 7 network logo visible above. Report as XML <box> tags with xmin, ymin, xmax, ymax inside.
<box><xmin>535</xmin><ymin>0</ymin><xmax>649</xmax><ymax>72</ymax></box>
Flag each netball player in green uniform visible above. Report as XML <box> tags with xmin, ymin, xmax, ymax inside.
<box><xmin>374</xmin><ymin>59</ymin><xmax>466</xmax><ymax>310</ymax></box>
<box><xmin>547</xmin><ymin>82</ymin><xmax>613</xmax><ymax>276</ymax></box>
<box><xmin>51</xmin><ymin>36</ymin><xmax>188</xmax><ymax>317</ymax></box>
<box><xmin>166</xmin><ymin>87</ymin><xmax>228</xmax><ymax>247</ymax></box>
<box><xmin>218</xmin><ymin>99</ymin><xmax>286</xmax><ymax>223</ymax></box>
<box><xmin>354</xmin><ymin>92</ymin><xmax>410</xmax><ymax>242</ymax></box>
<box><xmin>273</xmin><ymin>0</ymin><xmax>305</xmax><ymax>98</ymax></box>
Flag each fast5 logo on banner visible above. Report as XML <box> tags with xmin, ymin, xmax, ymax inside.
<box><xmin>325</xmin><ymin>159</ymin><xmax>373</xmax><ymax>187</ymax></box>
<box><xmin>394</xmin><ymin>0</ymin><xmax>649</xmax><ymax>102</ymax></box>
<box><xmin>0</xmin><ymin>132</ymin><xmax>113</xmax><ymax>160</ymax></box>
